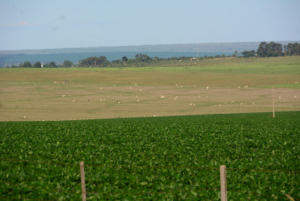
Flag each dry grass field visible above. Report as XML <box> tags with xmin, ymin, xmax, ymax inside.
<box><xmin>0</xmin><ymin>56</ymin><xmax>299</xmax><ymax>121</ymax></box>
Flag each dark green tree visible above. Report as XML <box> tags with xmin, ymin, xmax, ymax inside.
<box><xmin>275</xmin><ymin>43</ymin><xmax>283</xmax><ymax>56</ymax></box>
<box><xmin>257</xmin><ymin>42</ymin><xmax>268</xmax><ymax>57</ymax></box>
<box><xmin>286</xmin><ymin>43</ymin><xmax>298</xmax><ymax>55</ymax></box>
<box><xmin>23</xmin><ymin>61</ymin><xmax>32</xmax><ymax>67</ymax></box>
<box><xmin>284</xmin><ymin>44</ymin><xmax>287</xmax><ymax>53</ymax></box>
<box><xmin>63</xmin><ymin>60</ymin><xmax>73</xmax><ymax>67</ymax></box>
<box><xmin>33</xmin><ymin>62</ymin><xmax>41</xmax><ymax>68</ymax></box>
<box><xmin>50</xmin><ymin>61</ymin><xmax>57</xmax><ymax>67</ymax></box>
<box><xmin>291</xmin><ymin>43</ymin><xmax>299</xmax><ymax>55</ymax></box>
<box><xmin>135</xmin><ymin>54</ymin><xmax>151</xmax><ymax>62</ymax></box>
<box><xmin>234</xmin><ymin>50</ymin><xmax>239</xmax><ymax>57</ymax></box>
<box><xmin>122</xmin><ymin>56</ymin><xmax>128</xmax><ymax>62</ymax></box>
<box><xmin>294</xmin><ymin>44</ymin><xmax>300</xmax><ymax>55</ymax></box>
<box><xmin>112</xmin><ymin>59</ymin><xmax>122</xmax><ymax>64</ymax></box>
<box><xmin>257</xmin><ymin>42</ymin><xmax>283</xmax><ymax>57</ymax></box>
<box><xmin>241</xmin><ymin>50</ymin><xmax>256</xmax><ymax>57</ymax></box>
<box><xmin>79</xmin><ymin>56</ymin><xmax>109</xmax><ymax>67</ymax></box>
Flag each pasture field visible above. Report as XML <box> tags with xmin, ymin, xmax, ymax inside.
<box><xmin>0</xmin><ymin>111</ymin><xmax>300</xmax><ymax>200</ymax></box>
<box><xmin>0</xmin><ymin>56</ymin><xmax>299</xmax><ymax>121</ymax></box>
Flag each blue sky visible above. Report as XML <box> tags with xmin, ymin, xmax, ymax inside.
<box><xmin>0</xmin><ymin>0</ymin><xmax>299</xmax><ymax>50</ymax></box>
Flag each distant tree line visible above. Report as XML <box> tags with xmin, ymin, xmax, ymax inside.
<box><xmin>257</xmin><ymin>42</ymin><xmax>284</xmax><ymax>57</ymax></box>
<box><xmin>239</xmin><ymin>41</ymin><xmax>300</xmax><ymax>58</ymax></box>
<box><xmin>76</xmin><ymin>54</ymin><xmax>213</xmax><ymax>67</ymax></box>
<box><xmin>6</xmin><ymin>42</ymin><xmax>300</xmax><ymax>68</ymax></box>
<box><xmin>12</xmin><ymin>60</ymin><xmax>74</xmax><ymax>68</ymax></box>
<box><xmin>285</xmin><ymin>43</ymin><xmax>300</xmax><ymax>55</ymax></box>
<box><xmin>79</xmin><ymin>56</ymin><xmax>110</xmax><ymax>67</ymax></box>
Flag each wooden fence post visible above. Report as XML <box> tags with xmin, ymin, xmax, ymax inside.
<box><xmin>80</xmin><ymin>161</ymin><xmax>86</xmax><ymax>201</ymax></box>
<box><xmin>220</xmin><ymin>165</ymin><xmax>227</xmax><ymax>201</ymax></box>
<box><xmin>273</xmin><ymin>87</ymin><xmax>275</xmax><ymax>118</ymax></box>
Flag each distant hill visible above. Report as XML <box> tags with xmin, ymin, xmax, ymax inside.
<box><xmin>1</xmin><ymin>41</ymin><xmax>299</xmax><ymax>55</ymax></box>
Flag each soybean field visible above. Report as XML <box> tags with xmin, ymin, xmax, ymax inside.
<box><xmin>1</xmin><ymin>111</ymin><xmax>299</xmax><ymax>200</ymax></box>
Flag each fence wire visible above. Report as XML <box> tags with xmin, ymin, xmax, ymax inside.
<box><xmin>1</xmin><ymin>158</ymin><xmax>299</xmax><ymax>173</ymax></box>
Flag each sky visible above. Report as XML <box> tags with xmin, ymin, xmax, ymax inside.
<box><xmin>0</xmin><ymin>0</ymin><xmax>299</xmax><ymax>50</ymax></box>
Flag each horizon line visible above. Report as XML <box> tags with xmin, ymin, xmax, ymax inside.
<box><xmin>1</xmin><ymin>40</ymin><xmax>300</xmax><ymax>52</ymax></box>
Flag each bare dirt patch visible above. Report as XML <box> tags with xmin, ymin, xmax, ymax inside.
<box><xmin>0</xmin><ymin>82</ymin><xmax>299</xmax><ymax>121</ymax></box>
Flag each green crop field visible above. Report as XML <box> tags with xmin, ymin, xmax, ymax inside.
<box><xmin>1</xmin><ymin>111</ymin><xmax>300</xmax><ymax>200</ymax></box>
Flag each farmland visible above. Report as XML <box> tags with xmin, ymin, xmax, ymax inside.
<box><xmin>1</xmin><ymin>111</ymin><xmax>300</xmax><ymax>200</ymax></box>
<box><xmin>0</xmin><ymin>56</ymin><xmax>300</xmax><ymax>200</ymax></box>
<box><xmin>0</xmin><ymin>56</ymin><xmax>300</xmax><ymax>121</ymax></box>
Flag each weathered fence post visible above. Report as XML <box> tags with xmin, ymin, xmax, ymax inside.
<box><xmin>80</xmin><ymin>161</ymin><xmax>86</xmax><ymax>201</ymax></box>
<box><xmin>220</xmin><ymin>165</ymin><xmax>227</xmax><ymax>201</ymax></box>
<box><xmin>273</xmin><ymin>87</ymin><xmax>275</xmax><ymax>118</ymax></box>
